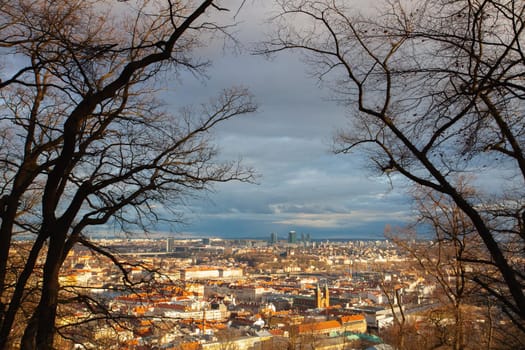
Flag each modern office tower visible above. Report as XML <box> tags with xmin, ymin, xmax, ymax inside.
<box><xmin>270</xmin><ymin>232</ymin><xmax>278</xmax><ymax>244</ymax></box>
<box><xmin>288</xmin><ymin>230</ymin><xmax>297</xmax><ymax>244</ymax></box>
<box><xmin>166</xmin><ymin>237</ymin><xmax>175</xmax><ymax>252</ymax></box>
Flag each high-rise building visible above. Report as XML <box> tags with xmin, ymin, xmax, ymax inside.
<box><xmin>288</xmin><ymin>230</ymin><xmax>297</xmax><ymax>244</ymax></box>
<box><xmin>270</xmin><ymin>232</ymin><xmax>278</xmax><ymax>244</ymax></box>
<box><xmin>166</xmin><ymin>237</ymin><xmax>175</xmax><ymax>252</ymax></box>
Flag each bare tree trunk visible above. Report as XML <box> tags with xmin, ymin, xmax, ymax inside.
<box><xmin>0</xmin><ymin>200</ymin><xmax>18</xmax><ymax>312</ymax></box>
<box><xmin>21</xmin><ymin>228</ymin><xmax>65</xmax><ymax>350</ymax></box>
<box><xmin>453</xmin><ymin>305</ymin><xmax>463</xmax><ymax>350</ymax></box>
<box><xmin>395</xmin><ymin>288</ymin><xmax>406</xmax><ymax>350</ymax></box>
<box><xmin>0</xmin><ymin>184</ymin><xmax>34</xmax><ymax>315</ymax></box>
<box><xmin>0</xmin><ymin>235</ymin><xmax>47</xmax><ymax>349</ymax></box>
<box><xmin>486</xmin><ymin>299</ymin><xmax>494</xmax><ymax>350</ymax></box>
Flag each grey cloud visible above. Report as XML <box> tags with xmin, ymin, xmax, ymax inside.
<box><xmin>269</xmin><ymin>203</ymin><xmax>350</xmax><ymax>215</ymax></box>
<box><xmin>153</xmin><ymin>2</ymin><xmax>414</xmax><ymax>239</ymax></box>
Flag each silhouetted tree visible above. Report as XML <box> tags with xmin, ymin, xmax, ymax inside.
<box><xmin>0</xmin><ymin>1</ymin><xmax>256</xmax><ymax>349</ymax></box>
<box><xmin>262</xmin><ymin>0</ymin><xmax>525</xmax><ymax>330</ymax></box>
<box><xmin>388</xmin><ymin>183</ymin><xmax>486</xmax><ymax>349</ymax></box>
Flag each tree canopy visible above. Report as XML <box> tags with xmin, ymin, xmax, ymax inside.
<box><xmin>263</xmin><ymin>0</ymin><xmax>525</xmax><ymax>329</ymax></box>
<box><xmin>0</xmin><ymin>1</ymin><xmax>255</xmax><ymax>348</ymax></box>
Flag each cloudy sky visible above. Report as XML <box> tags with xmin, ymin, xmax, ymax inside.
<box><xmin>162</xmin><ymin>1</ymin><xmax>413</xmax><ymax>240</ymax></box>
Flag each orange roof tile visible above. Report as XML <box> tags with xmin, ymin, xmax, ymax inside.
<box><xmin>340</xmin><ymin>314</ymin><xmax>365</xmax><ymax>324</ymax></box>
<box><xmin>296</xmin><ymin>320</ymin><xmax>341</xmax><ymax>334</ymax></box>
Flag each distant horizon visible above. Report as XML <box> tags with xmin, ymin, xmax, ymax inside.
<box><xmin>82</xmin><ymin>228</ymin><xmax>391</xmax><ymax>242</ymax></box>
<box><xmin>14</xmin><ymin>225</ymin><xmax>434</xmax><ymax>243</ymax></box>
<box><xmin>13</xmin><ymin>218</ymin><xmax>420</xmax><ymax>242</ymax></box>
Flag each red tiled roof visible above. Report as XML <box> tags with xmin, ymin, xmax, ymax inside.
<box><xmin>340</xmin><ymin>314</ymin><xmax>365</xmax><ymax>324</ymax></box>
<box><xmin>296</xmin><ymin>320</ymin><xmax>341</xmax><ymax>334</ymax></box>
<box><xmin>269</xmin><ymin>329</ymin><xmax>285</xmax><ymax>336</ymax></box>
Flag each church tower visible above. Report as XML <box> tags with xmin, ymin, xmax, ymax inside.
<box><xmin>315</xmin><ymin>284</ymin><xmax>330</xmax><ymax>308</ymax></box>
<box><xmin>316</xmin><ymin>284</ymin><xmax>322</xmax><ymax>308</ymax></box>
<box><xmin>324</xmin><ymin>284</ymin><xmax>330</xmax><ymax>307</ymax></box>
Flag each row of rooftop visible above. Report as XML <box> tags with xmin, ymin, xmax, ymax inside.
<box><xmin>9</xmin><ymin>237</ymin><xmax>494</xmax><ymax>349</ymax></box>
